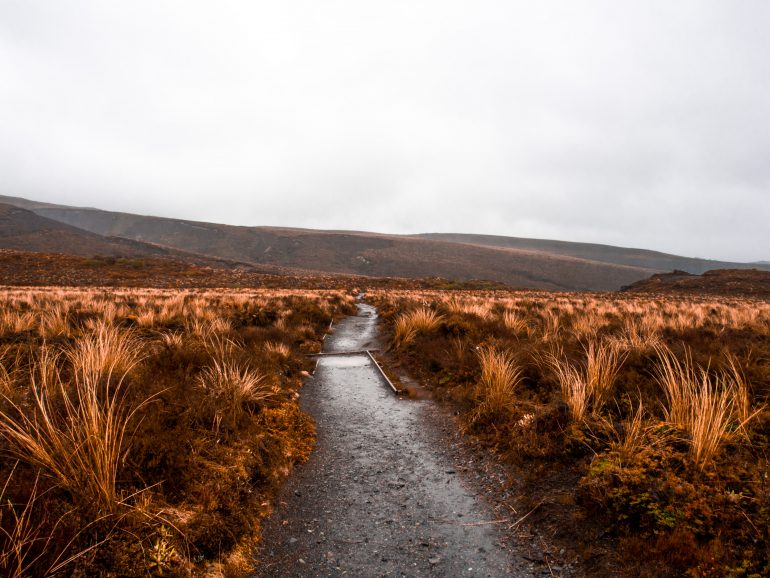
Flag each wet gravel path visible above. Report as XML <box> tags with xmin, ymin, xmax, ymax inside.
<box><xmin>256</xmin><ymin>303</ymin><xmax>532</xmax><ymax>577</ymax></box>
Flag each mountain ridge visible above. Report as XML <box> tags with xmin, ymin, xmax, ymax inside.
<box><xmin>1</xmin><ymin>194</ymin><xmax>766</xmax><ymax>291</ymax></box>
<box><xmin>414</xmin><ymin>232</ymin><xmax>756</xmax><ymax>274</ymax></box>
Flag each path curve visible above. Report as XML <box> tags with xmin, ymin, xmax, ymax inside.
<box><xmin>256</xmin><ymin>303</ymin><xmax>532</xmax><ymax>577</ymax></box>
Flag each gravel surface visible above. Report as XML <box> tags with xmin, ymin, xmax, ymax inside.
<box><xmin>256</xmin><ymin>303</ymin><xmax>535</xmax><ymax>577</ymax></box>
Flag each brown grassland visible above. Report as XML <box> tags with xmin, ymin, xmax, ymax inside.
<box><xmin>0</xmin><ymin>286</ymin><xmax>356</xmax><ymax>576</ymax></box>
<box><xmin>371</xmin><ymin>289</ymin><xmax>770</xmax><ymax>577</ymax></box>
<box><xmin>3</xmin><ymin>278</ymin><xmax>769</xmax><ymax>577</ymax></box>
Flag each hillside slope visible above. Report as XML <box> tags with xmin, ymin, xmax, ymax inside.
<box><xmin>0</xmin><ymin>203</ymin><xmax>176</xmax><ymax>258</ymax></box>
<box><xmin>1</xmin><ymin>194</ymin><xmax>762</xmax><ymax>291</ymax></box>
<box><xmin>0</xmin><ymin>198</ymin><xmax>655</xmax><ymax>291</ymax></box>
<box><xmin>0</xmin><ymin>202</ymin><xmax>313</xmax><ymax>277</ymax></box>
<box><xmin>417</xmin><ymin>233</ymin><xmax>764</xmax><ymax>274</ymax></box>
<box><xmin>622</xmin><ymin>268</ymin><xmax>770</xmax><ymax>298</ymax></box>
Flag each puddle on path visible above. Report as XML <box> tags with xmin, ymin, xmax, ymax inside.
<box><xmin>257</xmin><ymin>303</ymin><xmax>529</xmax><ymax>577</ymax></box>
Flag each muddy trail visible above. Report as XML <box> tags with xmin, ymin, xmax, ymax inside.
<box><xmin>256</xmin><ymin>303</ymin><xmax>537</xmax><ymax>577</ymax></box>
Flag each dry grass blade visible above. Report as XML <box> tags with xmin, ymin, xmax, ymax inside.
<box><xmin>545</xmin><ymin>350</ymin><xmax>589</xmax><ymax>421</ymax></box>
<box><xmin>610</xmin><ymin>400</ymin><xmax>647</xmax><ymax>461</ymax></box>
<box><xmin>67</xmin><ymin>321</ymin><xmax>144</xmax><ymax>385</ymax></box>
<box><xmin>197</xmin><ymin>360</ymin><xmax>277</xmax><ymax>421</ymax></box>
<box><xmin>502</xmin><ymin>309</ymin><xmax>529</xmax><ymax>336</ymax></box>
<box><xmin>585</xmin><ymin>340</ymin><xmax>627</xmax><ymax>414</ymax></box>
<box><xmin>392</xmin><ymin>307</ymin><xmax>443</xmax><ymax>349</ymax></box>
<box><xmin>473</xmin><ymin>347</ymin><xmax>523</xmax><ymax>420</ymax></box>
<box><xmin>0</xmin><ymin>465</ymin><xmax>46</xmax><ymax>577</ymax></box>
<box><xmin>0</xmin><ymin>346</ymin><xmax>153</xmax><ymax>513</ymax></box>
<box><xmin>653</xmin><ymin>346</ymin><xmax>755</xmax><ymax>469</ymax></box>
<box><xmin>543</xmin><ymin>340</ymin><xmax>623</xmax><ymax>421</ymax></box>
<box><xmin>0</xmin><ymin>348</ymin><xmax>17</xmax><ymax>398</ymax></box>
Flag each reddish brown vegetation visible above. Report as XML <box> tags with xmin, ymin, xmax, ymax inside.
<box><xmin>372</xmin><ymin>289</ymin><xmax>770</xmax><ymax>577</ymax></box>
<box><xmin>623</xmin><ymin>268</ymin><xmax>770</xmax><ymax>299</ymax></box>
<box><xmin>0</xmin><ymin>249</ymin><xmax>512</xmax><ymax>293</ymax></box>
<box><xmin>0</xmin><ymin>287</ymin><xmax>356</xmax><ymax>576</ymax></box>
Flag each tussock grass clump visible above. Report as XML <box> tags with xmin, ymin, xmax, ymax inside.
<box><xmin>0</xmin><ymin>310</ymin><xmax>36</xmax><ymax>335</ymax></box>
<box><xmin>0</xmin><ymin>383</ymin><xmax>123</xmax><ymax>515</ymax></box>
<box><xmin>0</xmin><ymin>347</ymin><xmax>151</xmax><ymax>513</ymax></box>
<box><xmin>609</xmin><ymin>400</ymin><xmax>647</xmax><ymax>462</ymax></box>
<box><xmin>502</xmin><ymin>309</ymin><xmax>529</xmax><ymax>336</ymax></box>
<box><xmin>445</xmin><ymin>297</ymin><xmax>492</xmax><ymax>319</ymax></box>
<box><xmin>264</xmin><ymin>341</ymin><xmax>291</xmax><ymax>358</ymax></box>
<box><xmin>540</xmin><ymin>309</ymin><xmax>561</xmax><ymax>341</ymax></box>
<box><xmin>546</xmin><ymin>350</ymin><xmax>589</xmax><ymax>421</ymax></box>
<box><xmin>197</xmin><ymin>359</ymin><xmax>276</xmax><ymax>422</ymax></box>
<box><xmin>653</xmin><ymin>346</ymin><xmax>758</xmax><ymax>469</ymax></box>
<box><xmin>39</xmin><ymin>305</ymin><xmax>71</xmax><ymax>339</ymax></box>
<box><xmin>614</xmin><ymin>315</ymin><xmax>662</xmax><ymax>351</ymax></box>
<box><xmin>723</xmin><ymin>353</ymin><xmax>757</xmax><ymax>435</ymax></box>
<box><xmin>392</xmin><ymin>307</ymin><xmax>443</xmax><ymax>349</ymax></box>
<box><xmin>472</xmin><ymin>346</ymin><xmax>523</xmax><ymax>421</ymax></box>
<box><xmin>67</xmin><ymin>321</ymin><xmax>144</xmax><ymax>384</ymax></box>
<box><xmin>585</xmin><ymin>340</ymin><xmax>627</xmax><ymax>412</ymax></box>
<box><xmin>654</xmin><ymin>346</ymin><xmax>697</xmax><ymax>430</ymax></box>
<box><xmin>545</xmin><ymin>340</ymin><xmax>625</xmax><ymax>421</ymax></box>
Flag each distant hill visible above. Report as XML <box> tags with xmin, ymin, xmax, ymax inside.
<box><xmin>417</xmin><ymin>233</ymin><xmax>764</xmax><ymax>275</ymax></box>
<box><xmin>0</xmin><ymin>203</ymin><xmax>175</xmax><ymax>258</ymax></box>
<box><xmin>0</xmin><ymin>202</ymin><xmax>308</xmax><ymax>277</ymax></box>
<box><xmin>0</xmin><ymin>194</ymin><xmax>766</xmax><ymax>292</ymax></box>
<box><xmin>622</xmin><ymin>269</ymin><xmax>770</xmax><ymax>299</ymax></box>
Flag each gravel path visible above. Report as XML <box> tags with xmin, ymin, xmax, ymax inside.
<box><xmin>256</xmin><ymin>303</ymin><xmax>533</xmax><ymax>577</ymax></box>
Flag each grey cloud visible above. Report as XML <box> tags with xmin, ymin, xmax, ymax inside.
<box><xmin>1</xmin><ymin>0</ymin><xmax>768</xmax><ymax>261</ymax></box>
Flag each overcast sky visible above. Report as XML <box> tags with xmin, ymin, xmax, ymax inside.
<box><xmin>1</xmin><ymin>1</ymin><xmax>768</xmax><ymax>261</ymax></box>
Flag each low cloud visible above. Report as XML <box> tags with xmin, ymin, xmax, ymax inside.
<box><xmin>1</xmin><ymin>0</ymin><xmax>768</xmax><ymax>261</ymax></box>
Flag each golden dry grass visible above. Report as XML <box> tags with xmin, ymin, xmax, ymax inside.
<box><xmin>0</xmin><ymin>285</ymin><xmax>356</xmax><ymax>576</ymax></box>
<box><xmin>392</xmin><ymin>307</ymin><xmax>443</xmax><ymax>349</ymax></box>
<box><xmin>473</xmin><ymin>346</ymin><xmax>523</xmax><ymax>421</ymax></box>
<box><xmin>544</xmin><ymin>340</ymin><xmax>625</xmax><ymax>421</ymax></box>
<box><xmin>653</xmin><ymin>346</ymin><xmax>759</xmax><ymax>469</ymax></box>
<box><xmin>0</xmin><ymin>341</ymin><xmax>152</xmax><ymax>513</ymax></box>
<box><xmin>609</xmin><ymin>400</ymin><xmax>648</xmax><ymax>462</ymax></box>
<box><xmin>372</xmin><ymin>287</ymin><xmax>770</xmax><ymax>574</ymax></box>
<box><xmin>196</xmin><ymin>359</ymin><xmax>276</xmax><ymax>422</ymax></box>
<box><xmin>584</xmin><ymin>340</ymin><xmax>627</xmax><ymax>413</ymax></box>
